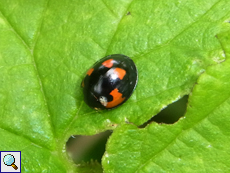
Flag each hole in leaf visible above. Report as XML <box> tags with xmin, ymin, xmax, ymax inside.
<box><xmin>66</xmin><ymin>130</ymin><xmax>112</xmax><ymax>164</ymax></box>
<box><xmin>140</xmin><ymin>95</ymin><xmax>188</xmax><ymax>127</ymax></box>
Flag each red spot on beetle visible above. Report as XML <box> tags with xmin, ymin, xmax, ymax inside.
<box><xmin>114</xmin><ymin>68</ymin><xmax>126</xmax><ymax>80</ymax></box>
<box><xmin>106</xmin><ymin>88</ymin><xmax>125</xmax><ymax>108</ymax></box>
<box><xmin>102</xmin><ymin>59</ymin><xmax>114</xmax><ymax>68</ymax></box>
<box><xmin>87</xmin><ymin>68</ymin><xmax>94</xmax><ymax>76</ymax></box>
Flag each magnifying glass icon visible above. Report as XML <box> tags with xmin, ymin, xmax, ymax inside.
<box><xmin>3</xmin><ymin>154</ymin><xmax>18</xmax><ymax>170</ymax></box>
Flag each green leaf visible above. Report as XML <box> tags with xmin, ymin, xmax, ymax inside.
<box><xmin>102</xmin><ymin>30</ymin><xmax>230</xmax><ymax>172</ymax></box>
<box><xmin>0</xmin><ymin>0</ymin><xmax>229</xmax><ymax>172</ymax></box>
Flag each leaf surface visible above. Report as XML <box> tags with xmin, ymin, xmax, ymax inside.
<box><xmin>102</xmin><ymin>29</ymin><xmax>230</xmax><ymax>172</ymax></box>
<box><xmin>0</xmin><ymin>0</ymin><xmax>229</xmax><ymax>172</ymax></box>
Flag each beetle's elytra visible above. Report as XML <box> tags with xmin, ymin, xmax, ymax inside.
<box><xmin>81</xmin><ymin>54</ymin><xmax>138</xmax><ymax>110</ymax></box>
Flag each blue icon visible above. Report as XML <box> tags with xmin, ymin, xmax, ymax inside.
<box><xmin>3</xmin><ymin>154</ymin><xmax>18</xmax><ymax>170</ymax></box>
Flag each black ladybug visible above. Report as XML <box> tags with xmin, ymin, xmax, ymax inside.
<box><xmin>81</xmin><ymin>54</ymin><xmax>138</xmax><ymax>110</ymax></box>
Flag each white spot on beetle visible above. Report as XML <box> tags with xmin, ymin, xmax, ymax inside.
<box><xmin>99</xmin><ymin>96</ymin><xmax>108</xmax><ymax>106</ymax></box>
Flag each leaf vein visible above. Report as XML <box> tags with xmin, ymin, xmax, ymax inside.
<box><xmin>136</xmin><ymin>84</ymin><xmax>230</xmax><ymax>172</ymax></box>
<box><xmin>104</xmin><ymin>0</ymin><xmax>134</xmax><ymax>56</ymax></box>
<box><xmin>0</xmin><ymin>126</ymin><xmax>49</xmax><ymax>150</ymax></box>
<box><xmin>133</xmin><ymin>0</ymin><xmax>222</xmax><ymax>60</ymax></box>
<box><xmin>0</xmin><ymin>9</ymin><xmax>32</xmax><ymax>52</ymax></box>
<box><xmin>100</xmin><ymin>0</ymin><xmax>117</xmax><ymax>17</ymax></box>
<box><xmin>29</xmin><ymin>0</ymin><xmax>57</xmax><ymax>139</ymax></box>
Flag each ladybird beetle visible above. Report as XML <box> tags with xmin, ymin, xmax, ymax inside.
<box><xmin>81</xmin><ymin>54</ymin><xmax>138</xmax><ymax>110</ymax></box>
